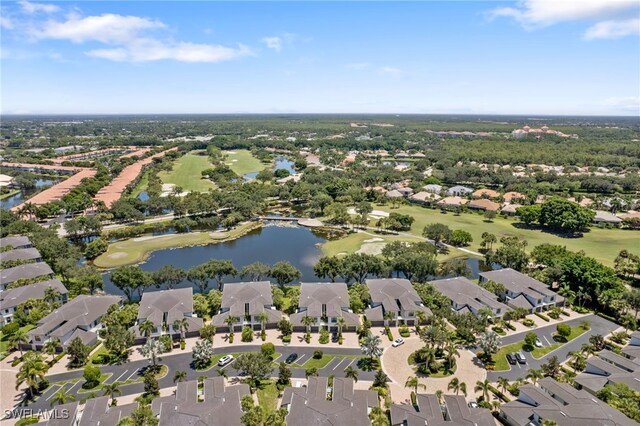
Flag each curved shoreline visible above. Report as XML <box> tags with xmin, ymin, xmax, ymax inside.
<box><xmin>93</xmin><ymin>221</ymin><xmax>263</xmax><ymax>269</ymax></box>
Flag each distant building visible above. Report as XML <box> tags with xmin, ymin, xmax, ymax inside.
<box><xmin>391</xmin><ymin>394</ymin><xmax>494</xmax><ymax>426</ymax></box>
<box><xmin>437</xmin><ymin>196</ymin><xmax>468</xmax><ymax>210</ymax></box>
<box><xmin>467</xmin><ymin>199</ymin><xmax>501</xmax><ymax>212</ymax></box>
<box><xmin>472</xmin><ymin>188</ymin><xmax>500</xmax><ymax>199</ymax></box>
<box><xmin>593</xmin><ymin>210</ymin><xmax>623</xmax><ymax>226</ymax></box>
<box><xmin>0</xmin><ymin>262</ymin><xmax>54</xmax><ymax>291</ymax></box>
<box><xmin>574</xmin><ymin>349</ymin><xmax>640</xmax><ymax>395</ymax></box>
<box><xmin>446</xmin><ymin>185</ymin><xmax>473</xmax><ymax>197</ymax></box>
<box><xmin>281</xmin><ymin>377</ymin><xmax>378</xmax><ymax>426</ymax></box>
<box><xmin>0</xmin><ymin>279</ymin><xmax>67</xmax><ymax>326</ymax></box>
<box><xmin>423</xmin><ymin>184</ymin><xmax>443</xmax><ymax>193</ymax></box>
<box><xmin>0</xmin><ymin>247</ymin><xmax>42</xmax><ymax>263</ymax></box>
<box><xmin>0</xmin><ymin>236</ymin><xmax>32</xmax><ymax>249</ymax></box>
<box><xmin>410</xmin><ymin>191</ymin><xmax>441</xmax><ymax>205</ymax></box>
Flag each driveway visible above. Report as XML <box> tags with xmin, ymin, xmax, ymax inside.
<box><xmin>12</xmin><ymin>344</ymin><xmax>374</xmax><ymax>414</ymax></box>
<box><xmin>486</xmin><ymin>314</ymin><xmax>618</xmax><ymax>381</ymax></box>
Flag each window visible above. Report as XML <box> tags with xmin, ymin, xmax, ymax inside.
<box><xmin>245</xmin><ymin>303</ymin><xmax>250</xmax><ymax>317</ymax></box>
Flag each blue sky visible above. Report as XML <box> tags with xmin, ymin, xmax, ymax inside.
<box><xmin>1</xmin><ymin>1</ymin><xmax>639</xmax><ymax>115</ymax></box>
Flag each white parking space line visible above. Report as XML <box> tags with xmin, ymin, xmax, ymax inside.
<box><xmin>45</xmin><ymin>385</ymin><xmax>62</xmax><ymax>400</ymax></box>
<box><xmin>296</xmin><ymin>354</ymin><xmax>306</xmax><ymax>365</ymax></box>
<box><xmin>543</xmin><ymin>336</ymin><xmax>551</xmax><ymax>346</ymax></box>
<box><xmin>333</xmin><ymin>358</ymin><xmax>349</xmax><ymax>370</ymax></box>
<box><xmin>330</xmin><ymin>358</ymin><xmax>346</xmax><ymax>371</ymax></box>
<box><xmin>66</xmin><ymin>381</ymin><xmax>81</xmax><ymax>394</ymax></box>
<box><xmin>114</xmin><ymin>370</ymin><xmax>130</xmax><ymax>383</ymax></box>
<box><xmin>126</xmin><ymin>369</ymin><xmax>140</xmax><ymax>381</ymax></box>
<box><xmin>341</xmin><ymin>359</ymin><xmax>354</xmax><ymax>370</ymax></box>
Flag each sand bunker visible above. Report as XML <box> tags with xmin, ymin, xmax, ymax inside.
<box><xmin>107</xmin><ymin>252</ymin><xmax>128</xmax><ymax>259</ymax></box>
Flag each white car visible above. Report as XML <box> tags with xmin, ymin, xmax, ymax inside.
<box><xmin>535</xmin><ymin>339</ymin><xmax>543</xmax><ymax>348</ymax></box>
<box><xmin>468</xmin><ymin>400</ymin><xmax>478</xmax><ymax>409</ymax></box>
<box><xmin>217</xmin><ymin>355</ymin><xmax>234</xmax><ymax>367</ymax></box>
<box><xmin>392</xmin><ymin>338</ymin><xmax>405</xmax><ymax>347</ymax></box>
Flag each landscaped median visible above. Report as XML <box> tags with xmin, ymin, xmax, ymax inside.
<box><xmin>492</xmin><ymin>325</ymin><xmax>589</xmax><ymax>371</ymax></box>
<box><xmin>93</xmin><ymin>221</ymin><xmax>261</xmax><ymax>268</ymax></box>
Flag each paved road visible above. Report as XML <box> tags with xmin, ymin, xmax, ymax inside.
<box><xmin>486</xmin><ymin>314</ymin><xmax>618</xmax><ymax>381</ymax></box>
<box><xmin>19</xmin><ymin>345</ymin><xmax>373</xmax><ymax>412</ymax></box>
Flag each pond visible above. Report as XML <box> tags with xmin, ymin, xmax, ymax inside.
<box><xmin>243</xmin><ymin>156</ymin><xmax>296</xmax><ymax>180</ymax></box>
<box><xmin>0</xmin><ymin>178</ymin><xmax>62</xmax><ymax>209</ymax></box>
<box><xmin>101</xmin><ymin>223</ymin><xmax>492</xmax><ymax>297</ymax></box>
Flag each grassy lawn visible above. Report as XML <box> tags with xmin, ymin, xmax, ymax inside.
<box><xmin>321</xmin><ymin>232</ymin><xmax>423</xmax><ymax>257</ymax></box>
<box><xmin>0</xmin><ymin>189</ymin><xmax>20</xmax><ymax>200</ymax></box>
<box><xmin>257</xmin><ymin>379</ymin><xmax>280</xmax><ymax>415</ymax></box>
<box><xmin>493</xmin><ymin>342</ymin><xmax>526</xmax><ymax>371</ymax></box>
<box><xmin>302</xmin><ymin>355</ymin><xmax>335</xmax><ymax>369</ymax></box>
<box><xmin>374</xmin><ymin>204</ymin><xmax>635</xmax><ymax>266</ymax></box>
<box><xmin>531</xmin><ymin>326</ymin><xmax>587</xmax><ymax>359</ymax></box>
<box><xmin>129</xmin><ymin>170</ymin><xmax>149</xmax><ymax>197</ymax></box>
<box><xmin>158</xmin><ymin>152</ymin><xmax>216</xmax><ymax>192</ymax></box>
<box><xmin>224</xmin><ymin>149</ymin><xmax>269</xmax><ymax>176</ymax></box>
<box><xmin>93</xmin><ymin>222</ymin><xmax>261</xmax><ymax>268</ymax></box>
<box><xmin>89</xmin><ymin>344</ymin><xmax>110</xmax><ymax>365</ymax></box>
<box><xmin>76</xmin><ymin>373</ymin><xmax>112</xmax><ymax>394</ymax></box>
<box><xmin>0</xmin><ymin>325</ymin><xmax>35</xmax><ymax>358</ymax></box>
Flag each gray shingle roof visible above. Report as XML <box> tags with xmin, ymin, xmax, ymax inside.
<box><xmin>430</xmin><ymin>276</ymin><xmax>508</xmax><ymax>313</ymax></box>
<box><xmin>155</xmin><ymin>377</ymin><xmax>250</xmax><ymax>426</ymax></box>
<box><xmin>391</xmin><ymin>394</ymin><xmax>494</xmax><ymax>426</ymax></box>
<box><xmin>479</xmin><ymin>268</ymin><xmax>555</xmax><ymax>297</ymax></box>
<box><xmin>137</xmin><ymin>288</ymin><xmax>202</xmax><ymax>332</ymax></box>
<box><xmin>212</xmin><ymin>281</ymin><xmax>282</xmax><ymax>326</ymax></box>
<box><xmin>0</xmin><ymin>279</ymin><xmax>67</xmax><ymax>311</ymax></box>
<box><xmin>78</xmin><ymin>396</ymin><xmax>138</xmax><ymax>426</ymax></box>
<box><xmin>281</xmin><ymin>377</ymin><xmax>378</xmax><ymax>426</ymax></box>
<box><xmin>0</xmin><ymin>236</ymin><xmax>32</xmax><ymax>249</ymax></box>
<box><xmin>289</xmin><ymin>283</ymin><xmax>359</xmax><ymax>327</ymax></box>
<box><xmin>0</xmin><ymin>247</ymin><xmax>41</xmax><ymax>263</ymax></box>
<box><xmin>1</xmin><ymin>262</ymin><xmax>53</xmax><ymax>284</ymax></box>
<box><xmin>366</xmin><ymin>278</ymin><xmax>431</xmax><ymax>316</ymax></box>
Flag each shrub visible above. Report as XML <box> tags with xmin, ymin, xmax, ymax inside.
<box><xmin>410</xmin><ymin>391</ymin><xmax>416</xmax><ymax>405</ymax></box>
<box><xmin>504</xmin><ymin>322</ymin><xmax>516</xmax><ymax>331</ymax></box>
<box><xmin>319</xmin><ymin>329</ymin><xmax>330</xmax><ymax>344</ymax></box>
<box><xmin>507</xmin><ymin>383</ymin><xmax>521</xmax><ymax>397</ymax></box>
<box><xmin>524</xmin><ymin>332</ymin><xmax>538</xmax><ymax>350</ymax></box>
<box><xmin>535</xmin><ymin>312</ymin><xmax>550</xmax><ymax>322</ymax></box>
<box><xmin>83</xmin><ymin>365</ymin><xmax>101</xmax><ymax>389</ymax></box>
<box><xmin>385</xmin><ymin>326</ymin><xmax>393</xmax><ymax>341</ymax></box>
<box><xmin>556</xmin><ymin>323</ymin><xmax>571</xmax><ymax>340</ymax></box>
<box><xmin>261</xmin><ymin>330</ymin><xmax>266</xmax><ymax>341</ymax></box>
<box><xmin>305</xmin><ymin>334</ymin><xmax>311</xmax><ymax>344</ymax></box>
<box><xmin>241</xmin><ymin>326</ymin><xmax>253</xmax><ymax>342</ymax></box>
<box><xmin>338</xmin><ymin>336</ymin><xmax>343</xmax><ymax>345</ymax></box>
<box><xmin>523</xmin><ymin>319</ymin><xmax>535</xmax><ymax>327</ymax></box>
<box><xmin>398</xmin><ymin>326</ymin><xmax>410</xmax><ymax>337</ymax></box>
<box><xmin>180</xmin><ymin>340</ymin><xmax>186</xmax><ymax>350</ymax></box>
<box><xmin>229</xmin><ymin>334</ymin><xmax>234</xmax><ymax>344</ymax></box>
<box><xmin>1</xmin><ymin>322</ymin><xmax>19</xmax><ymax>336</ymax></box>
<box><xmin>491</xmin><ymin>326</ymin><xmax>505</xmax><ymax>335</ymax></box>
<box><xmin>313</xmin><ymin>350</ymin><xmax>323</xmax><ymax>359</ymax></box>
<box><xmin>261</xmin><ymin>343</ymin><xmax>276</xmax><ymax>358</ymax></box>
<box><xmin>159</xmin><ymin>335</ymin><xmax>173</xmax><ymax>352</ymax></box>
<box><xmin>282</xmin><ymin>335</ymin><xmax>291</xmax><ymax>343</ymax></box>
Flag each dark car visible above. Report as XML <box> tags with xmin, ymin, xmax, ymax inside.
<box><xmin>515</xmin><ymin>352</ymin><xmax>527</xmax><ymax>364</ymax></box>
<box><xmin>285</xmin><ymin>353</ymin><xmax>298</xmax><ymax>364</ymax></box>
<box><xmin>331</xmin><ymin>332</ymin><xmax>339</xmax><ymax>343</ymax></box>
<box><xmin>506</xmin><ymin>353</ymin><xmax>517</xmax><ymax>365</ymax></box>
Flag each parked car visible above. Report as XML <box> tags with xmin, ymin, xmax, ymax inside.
<box><xmin>332</xmin><ymin>332</ymin><xmax>339</xmax><ymax>343</ymax></box>
<box><xmin>392</xmin><ymin>338</ymin><xmax>405</xmax><ymax>347</ymax></box>
<box><xmin>535</xmin><ymin>339</ymin><xmax>543</xmax><ymax>348</ymax></box>
<box><xmin>285</xmin><ymin>353</ymin><xmax>298</xmax><ymax>364</ymax></box>
<box><xmin>515</xmin><ymin>352</ymin><xmax>527</xmax><ymax>364</ymax></box>
<box><xmin>468</xmin><ymin>400</ymin><xmax>478</xmax><ymax>408</ymax></box>
<box><xmin>217</xmin><ymin>355</ymin><xmax>234</xmax><ymax>367</ymax></box>
<box><xmin>506</xmin><ymin>353</ymin><xmax>517</xmax><ymax>365</ymax></box>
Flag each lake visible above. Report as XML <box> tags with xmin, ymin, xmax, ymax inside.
<box><xmin>0</xmin><ymin>178</ymin><xmax>62</xmax><ymax>209</ymax></box>
<box><xmin>243</xmin><ymin>156</ymin><xmax>296</xmax><ymax>180</ymax></box>
<box><xmin>101</xmin><ymin>223</ymin><xmax>490</xmax><ymax>297</ymax></box>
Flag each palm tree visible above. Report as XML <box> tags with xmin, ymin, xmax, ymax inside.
<box><xmin>569</xmin><ymin>351</ymin><xmax>586</xmax><ymax>373</ymax></box>
<box><xmin>138</xmin><ymin>320</ymin><xmax>156</xmax><ymax>341</ymax></box>
<box><xmin>526</xmin><ymin>368</ymin><xmax>543</xmax><ymax>385</ymax></box>
<box><xmin>360</xmin><ymin>334</ymin><xmax>383</xmax><ymax>361</ymax></box>
<box><xmin>497</xmin><ymin>377</ymin><xmax>509</xmax><ymax>395</ymax></box>
<box><xmin>50</xmin><ymin>389</ymin><xmax>75</xmax><ymax>406</ymax></box>
<box><xmin>444</xmin><ymin>342</ymin><xmax>459</xmax><ymax>370</ymax></box>
<box><xmin>43</xmin><ymin>287</ymin><xmax>61</xmax><ymax>309</ymax></box>
<box><xmin>474</xmin><ymin>379</ymin><xmax>491</xmax><ymax>402</ymax></box>
<box><xmin>102</xmin><ymin>381</ymin><xmax>122</xmax><ymax>404</ymax></box>
<box><xmin>404</xmin><ymin>376</ymin><xmax>426</xmax><ymax>394</ymax></box>
<box><xmin>172</xmin><ymin>318</ymin><xmax>190</xmax><ymax>340</ymax></box>
<box><xmin>43</xmin><ymin>338</ymin><xmax>60</xmax><ymax>358</ymax></box>
<box><xmin>344</xmin><ymin>366</ymin><xmax>359</xmax><ymax>383</ymax></box>
<box><xmin>491</xmin><ymin>400</ymin><xmax>501</xmax><ymax>413</ymax></box>
<box><xmin>415</xmin><ymin>311</ymin><xmax>427</xmax><ymax>330</ymax></box>
<box><xmin>16</xmin><ymin>351</ymin><xmax>49</xmax><ymax>399</ymax></box>
<box><xmin>435</xmin><ymin>390</ymin><xmax>444</xmax><ymax>404</ymax></box>
<box><xmin>301</xmin><ymin>315</ymin><xmax>316</xmax><ymax>340</ymax></box>
<box><xmin>140</xmin><ymin>338</ymin><xmax>163</xmax><ymax>367</ymax></box>
<box><xmin>9</xmin><ymin>330</ymin><xmax>29</xmax><ymax>356</ymax></box>
<box><xmin>256</xmin><ymin>311</ymin><xmax>269</xmax><ymax>335</ymax></box>
<box><xmin>336</xmin><ymin>316</ymin><xmax>345</xmax><ymax>338</ymax></box>
<box><xmin>225</xmin><ymin>315</ymin><xmax>239</xmax><ymax>336</ymax></box>
<box><xmin>383</xmin><ymin>311</ymin><xmax>395</xmax><ymax>328</ymax></box>
<box><xmin>448</xmin><ymin>378</ymin><xmax>467</xmax><ymax>396</ymax></box>
<box><xmin>173</xmin><ymin>370</ymin><xmax>187</xmax><ymax>383</ymax></box>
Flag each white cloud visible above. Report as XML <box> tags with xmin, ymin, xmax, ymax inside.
<box><xmin>19</xmin><ymin>0</ymin><xmax>59</xmax><ymax>14</ymax></box>
<box><xmin>346</xmin><ymin>62</ymin><xmax>370</xmax><ymax>69</ymax></box>
<box><xmin>604</xmin><ymin>96</ymin><xmax>640</xmax><ymax>112</ymax></box>
<box><xmin>488</xmin><ymin>0</ymin><xmax>638</xmax><ymax>28</ymax></box>
<box><xmin>379</xmin><ymin>66</ymin><xmax>402</xmax><ymax>75</ymax></box>
<box><xmin>32</xmin><ymin>13</ymin><xmax>165</xmax><ymax>44</ymax></box>
<box><xmin>86</xmin><ymin>38</ymin><xmax>252</xmax><ymax>63</ymax></box>
<box><xmin>1</xmin><ymin>15</ymin><xmax>14</xmax><ymax>29</ymax></box>
<box><xmin>261</xmin><ymin>36</ymin><xmax>283</xmax><ymax>51</ymax></box>
<box><xmin>584</xmin><ymin>18</ymin><xmax>640</xmax><ymax>39</ymax></box>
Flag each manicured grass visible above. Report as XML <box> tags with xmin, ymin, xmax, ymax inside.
<box><xmin>0</xmin><ymin>325</ymin><xmax>35</xmax><ymax>358</ymax></box>
<box><xmin>0</xmin><ymin>189</ymin><xmax>20</xmax><ymax>200</ymax></box>
<box><xmin>531</xmin><ymin>327</ymin><xmax>587</xmax><ymax>359</ymax></box>
<box><xmin>77</xmin><ymin>373</ymin><xmax>112</xmax><ymax>393</ymax></box>
<box><xmin>158</xmin><ymin>152</ymin><xmax>216</xmax><ymax>192</ymax></box>
<box><xmin>303</xmin><ymin>355</ymin><xmax>335</xmax><ymax>369</ymax></box>
<box><xmin>129</xmin><ymin>170</ymin><xmax>149</xmax><ymax>197</ymax></box>
<box><xmin>374</xmin><ymin>204</ymin><xmax>635</xmax><ymax>266</ymax></box>
<box><xmin>224</xmin><ymin>150</ymin><xmax>269</xmax><ymax>176</ymax></box>
<box><xmin>493</xmin><ymin>342</ymin><xmax>526</xmax><ymax>372</ymax></box>
<box><xmin>321</xmin><ymin>232</ymin><xmax>423</xmax><ymax>257</ymax></box>
<box><xmin>89</xmin><ymin>344</ymin><xmax>110</xmax><ymax>365</ymax></box>
<box><xmin>93</xmin><ymin>222</ymin><xmax>261</xmax><ymax>268</ymax></box>
<box><xmin>257</xmin><ymin>379</ymin><xmax>280</xmax><ymax>414</ymax></box>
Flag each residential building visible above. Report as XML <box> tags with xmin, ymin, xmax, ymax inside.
<box><xmin>430</xmin><ymin>277</ymin><xmax>508</xmax><ymax>320</ymax></box>
<box><xmin>446</xmin><ymin>185</ymin><xmax>473</xmax><ymax>196</ymax></box>
<box><xmin>34</xmin><ymin>402</ymin><xmax>80</xmax><ymax>426</ymax></box>
<box><xmin>132</xmin><ymin>288</ymin><xmax>203</xmax><ymax>341</ymax></box>
<box><xmin>593</xmin><ymin>210</ymin><xmax>623</xmax><ymax>226</ymax></box>
<box><xmin>152</xmin><ymin>377</ymin><xmax>250</xmax><ymax>426</ymax></box>
<box><xmin>467</xmin><ymin>198</ymin><xmax>501</xmax><ymax>212</ymax></box>
<box><xmin>409</xmin><ymin>191</ymin><xmax>441</xmax><ymax>205</ymax></box>
<box><xmin>472</xmin><ymin>188</ymin><xmax>500</xmax><ymax>199</ymax></box>
<box><xmin>77</xmin><ymin>396</ymin><xmax>138</xmax><ymax>426</ymax></box>
<box><xmin>391</xmin><ymin>394</ymin><xmax>494</xmax><ymax>426</ymax></box>
<box><xmin>27</xmin><ymin>295</ymin><xmax>123</xmax><ymax>350</ymax></box>
<box><xmin>0</xmin><ymin>236</ymin><xmax>32</xmax><ymax>249</ymax></box>
<box><xmin>499</xmin><ymin>377</ymin><xmax>634</xmax><ymax>426</ymax></box>
<box><xmin>0</xmin><ymin>247</ymin><xmax>42</xmax><ymax>264</ymax></box>
<box><xmin>0</xmin><ymin>279</ymin><xmax>67</xmax><ymax>326</ymax></box>
<box><xmin>423</xmin><ymin>184</ymin><xmax>443</xmax><ymax>193</ymax></box>
<box><xmin>386</xmin><ymin>189</ymin><xmax>404</xmax><ymax>198</ymax></box>
<box><xmin>622</xmin><ymin>331</ymin><xmax>640</xmax><ymax>360</ymax></box>
<box><xmin>365</xmin><ymin>278</ymin><xmax>432</xmax><ymax>325</ymax></box>
<box><xmin>0</xmin><ymin>262</ymin><xmax>54</xmax><ymax>291</ymax></box>
<box><xmin>437</xmin><ymin>196</ymin><xmax>468</xmax><ymax>210</ymax></box>
<box><xmin>503</xmin><ymin>191</ymin><xmax>525</xmax><ymax>203</ymax></box>
<box><xmin>478</xmin><ymin>268</ymin><xmax>563</xmax><ymax>313</ymax></box>
<box><xmin>290</xmin><ymin>282</ymin><xmax>359</xmax><ymax>331</ymax></box>
<box><xmin>501</xmin><ymin>203</ymin><xmax>521</xmax><ymax>216</ymax></box>
<box><xmin>281</xmin><ymin>377</ymin><xmax>378</xmax><ymax>426</ymax></box>
<box><xmin>574</xmin><ymin>349</ymin><xmax>640</xmax><ymax>395</ymax></box>
<box><xmin>212</xmin><ymin>281</ymin><xmax>282</xmax><ymax>331</ymax></box>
